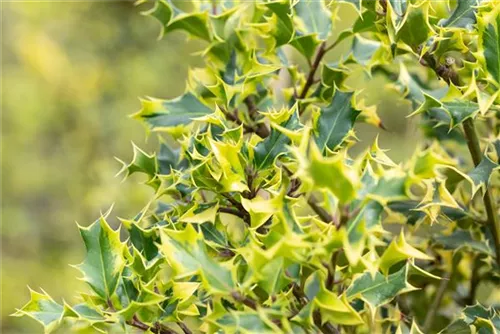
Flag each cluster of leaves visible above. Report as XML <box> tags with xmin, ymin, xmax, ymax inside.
<box><xmin>15</xmin><ymin>0</ymin><xmax>500</xmax><ymax>333</ymax></box>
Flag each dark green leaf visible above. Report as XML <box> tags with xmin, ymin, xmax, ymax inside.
<box><xmin>76</xmin><ymin>217</ymin><xmax>125</xmax><ymax>299</ymax></box>
<box><xmin>482</xmin><ymin>15</ymin><xmax>500</xmax><ymax>85</ymax></box>
<box><xmin>440</xmin><ymin>0</ymin><xmax>482</xmax><ymax>28</ymax></box>
<box><xmin>313</xmin><ymin>90</ymin><xmax>360</xmax><ymax>153</ymax></box>
<box><xmin>346</xmin><ymin>265</ymin><xmax>411</xmax><ymax>308</ymax></box>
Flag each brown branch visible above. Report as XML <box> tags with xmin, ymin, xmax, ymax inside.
<box><xmin>299</xmin><ymin>42</ymin><xmax>326</xmax><ymax>100</ymax></box>
<box><xmin>313</xmin><ymin>310</ymin><xmax>340</xmax><ymax>334</ymax></box>
<box><xmin>220</xmin><ymin>106</ymin><xmax>256</xmax><ymax>134</ymax></box>
<box><xmin>243</xmin><ymin>96</ymin><xmax>270</xmax><ymax>138</ymax></box>
<box><xmin>127</xmin><ymin>316</ymin><xmax>177</xmax><ymax>334</ymax></box>
<box><xmin>416</xmin><ymin>40</ymin><xmax>500</xmax><ymax>267</ymax></box>
<box><xmin>177</xmin><ymin>322</ymin><xmax>193</xmax><ymax>334</ymax></box>
<box><xmin>307</xmin><ymin>196</ymin><xmax>336</xmax><ymax>224</ymax></box>
<box><xmin>232</xmin><ymin>291</ymin><xmax>258</xmax><ymax>310</ymax></box>
<box><xmin>281</xmin><ymin>164</ymin><xmax>338</xmax><ymax>226</ymax></box>
<box><xmin>419</xmin><ymin>51</ymin><xmax>459</xmax><ymax>86</ymax></box>
<box><xmin>219</xmin><ymin>206</ymin><xmax>246</xmax><ymax>218</ymax></box>
<box><xmin>325</xmin><ymin>250</ymin><xmax>340</xmax><ymax>291</ymax></box>
<box><xmin>106</xmin><ymin>299</ymin><xmax>176</xmax><ymax>334</ymax></box>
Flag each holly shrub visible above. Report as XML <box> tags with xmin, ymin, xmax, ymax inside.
<box><xmin>14</xmin><ymin>0</ymin><xmax>500</xmax><ymax>333</ymax></box>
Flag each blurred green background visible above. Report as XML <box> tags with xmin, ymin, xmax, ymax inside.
<box><xmin>1</xmin><ymin>2</ymin><xmax>417</xmax><ymax>333</ymax></box>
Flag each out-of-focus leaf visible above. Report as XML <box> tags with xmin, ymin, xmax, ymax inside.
<box><xmin>145</xmin><ymin>0</ymin><xmax>211</xmax><ymax>41</ymax></box>
<box><xmin>266</xmin><ymin>1</ymin><xmax>294</xmax><ymax>47</ymax></box>
<box><xmin>440</xmin><ymin>0</ymin><xmax>482</xmax><ymax>28</ymax></box>
<box><xmin>479</xmin><ymin>10</ymin><xmax>500</xmax><ymax>85</ymax></box>
<box><xmin>396</xmin><ymin>2</ymin><xmax>432</xmax><ymax>47</ymax></box>
<box><xmin>294</xmin><ymin>0</ymin><xmax>332</xmax><ymax>40</ymax></box>
<box><xmin>435</xmin><ymin>229</ymin><xmax>496</xmax><ymax>257</ymax></box>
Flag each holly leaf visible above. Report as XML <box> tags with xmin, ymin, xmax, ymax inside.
<box><xmin>444</xmin><ymin>304</ymin><xmax>500</xmax><ymax>334</ymax></box>
<box><xmin>434</xmin><ymin>229</ymin><xmax>496</xmax><ymax>257</ymax></box>
<box><xmin>214</xmin><ymin>311</ymin><xmax>280</xmax><ymax>333</ymax></box>
<box><xmin>412</xmin><ymin>91</ymin><xmax>480</xmax><ymax>129</ymax></box>
<box><xmin>254</xmin><ymin>108</ymin><xmax>301</xmax><ymax>169</ymax></box>
<box><xmin>379</xmin><ymin>233</ymin><xmax>432</xmax><ymax>275</ymax></box>
<box><xmin>290</xmin><ymin>34</ymin><xmax>321</xmax><ymax>60</ymax></box>
<box><xmin>75</xmin><ymin>216</ymin><xmax>126</xmax><ymax>300</ymax></box>
<box><xmin>396</xmin><ymin>2</ymin><xmax>432</xmax><ymax>48</ymax></box>
<box><xmin>117</xmin><ymin>144</ymin><xmax>157</xmax><ymax>180</ymax></box>
<box><xmin>468</xmin><ymin>155</ymin><xmax>499</xmax><ymax>193</ymax></box>
<box><xmin>294</xmin><ymin>0</ymin><xmax>332</xmax><ymax>40</ymax></box>
<box><xmin>440</xmin><ymin>0</ymin><xmax>483</xmax><ymax>28</ymax></box>
<box><xmin>145</xmin><ymin>0</ymin><xmax>211</xmax><ymax>41</ymax></box>
<box><xmin>346</xmin><ymin>265</ymin><xmax>415</xmax><ymax>309</ymax></box>
<box><xmin>13</xmin><ymin>289</ymin><xmax>65</xmax><ymax>333</ymax></box>
<box><xmin>344</xmin><ymin>200</ymin><xmax>383</xmax><ymax>264</ymax></box>
<box><xmin>313</xmin><ymin>90</ymin><xmax>361</xmax><ymax>153</ymax></box>
<box><xmin>160</xmin><ymin>224</ymin><xmax>236</xmax><ymax>293</ymax></box>
<box><xmin>480</xmin><ymin>11</ymin><xmax>500</xmax><ymax>86</ymax></box>
<box><xmin>134</xmin><ymin>92</ymin><xmax>212</xmax><ymax>130</ymax></box>
<box><xmin>266</xmin><ymin>1</ymin><xmax>295</xmax><ymax>47</ymax></box>
<box><xmin>306</xmin><ymin>143</ymin><xmax>359</xmax><ymax>204</ymax></box>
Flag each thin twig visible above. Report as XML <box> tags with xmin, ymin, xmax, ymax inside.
<box><xmin>244</xmin><ymin>96</ymin><xmax>270</xmax><ymax>138</ymax></box>
<box><xmin>325</xmin><ymin>250</ymin><xmax>340</xmax><ymax>291</ymax></box>
<box><xmin>466</xmin><ymin>256</ymin><xmax>481</xmax><ymax>305</ymax></box>
<box><xmin>307</xmin><ymin>196</ymin><xmax>335</xmax><ymax>224</ymax></box>
<box><xmin>462</xmin><ymin>119</ymin><xmax>500</xmax><ymax>267</ymax></box>
<box><xmin>232</xmin><ymin>291</ymin><xmax>258</xmax><ymax>310</ymax></box>
<box><xmin>128</xmin><ymin>315</ymin><xmax>177</xmax><ymax>334</ymax></box>
<box><xmin>299</xmin><ymin>42</ymin><xmax>326</xmax><ymax>101</ymax></box>
<box><xmin>219</xmin><ymin>206</ymin><xmax>246</xmax><ymax>219</ymax></box>
<box><xmin>107</xmin><ymin>299</ymin><xmax>176</xmax><ymax>334</ymax></box>
<box><xmin>423</xmin><ymin>272</ymin><xmax>451</xmax><ymax>333</ymax></box>
<box><xmin>177</xmin><ymin>322</ymin><xmax>193</xmax><ymax>334</ymax></box>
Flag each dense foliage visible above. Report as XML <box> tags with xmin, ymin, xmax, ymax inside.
<box><xmin>15</xmin><ymin>0</ymin><xmax>500</xmax><ymax>333</ymax></box>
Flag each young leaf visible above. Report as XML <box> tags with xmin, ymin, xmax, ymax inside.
<box><xmin>13</xmin><ymin>289</ymin><xmax>65</xmax><ymax>333</ymax></box>
<box><xmin>306</xmin><ymin>143</ymin><xmax>359</xmax><ymax>204</ymax></box>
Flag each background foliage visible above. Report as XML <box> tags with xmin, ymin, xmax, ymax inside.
<box><xmin>4</xmin><ymin>0</ymin><xmax>497</xmax><ymax>333</ymax></box>
<box><xmin>1</xmin><ymin>2</ymin><xmax>204</xmax><ymax>332</ymax></box>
